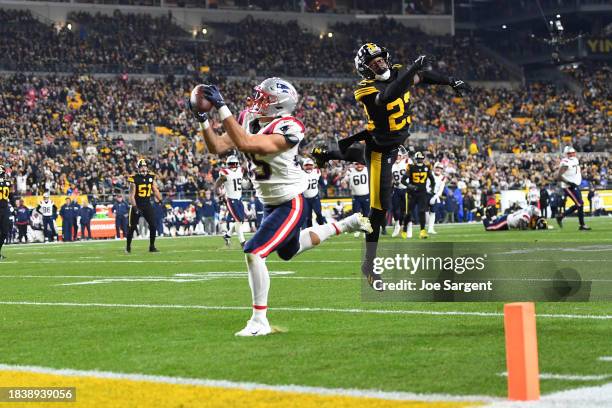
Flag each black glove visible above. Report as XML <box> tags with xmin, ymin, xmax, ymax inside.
<box><xmin>405</xmin><ymin>184</ymin><xmax>418</xmax><ymax>193</ymax></box>
<box><xmin>202</xmin><ymin>85</ymin><xmax>226</xmax><ymax>109</ymax></box>
<box><xmin>187</xmin><ymin>99</ymin><xmax>209</xmax><ymax>123</ymax></box>
<box><xmin>450</xmin><ymin>78</ymin><xmax>472</xmax><ymax>96</ymax></box>
<box><xmin>413</xmin><ymin>55</ymin><xmax>428</xmax><ymax>69</ymax></box>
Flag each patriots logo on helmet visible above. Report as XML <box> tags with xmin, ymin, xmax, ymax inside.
<box><xmin>276</xmin><ymin>83</ymin><xmax>291</xmax><ymax>93</ymax></box>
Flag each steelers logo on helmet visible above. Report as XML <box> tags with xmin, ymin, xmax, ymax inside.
<box><xmin>354</xmin><ymin>42</ymin><xmax>391</xmax><ymax>80</ymax></box>
<box><xmin>536</xmin><ymin>218</ymin><xmax>548</xmax><ymax>230</ymax></box>
<box><xmin>137</xmin><ymin>158</ymin><xmax>148</xmax><ymax>175</ymax></box>
<box><xmin>414</xmin><ymin>151</ymin><xmax>425</xmax><ymax>165</ymax></box>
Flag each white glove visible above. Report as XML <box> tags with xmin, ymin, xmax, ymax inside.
<box><xmin>429</xmin><ymin>195</ymin><xmax>439</xmax><ymax>206</ymax></box>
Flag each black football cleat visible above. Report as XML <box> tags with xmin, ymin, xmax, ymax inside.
<box><xmin>0</xmin><ymin>254</ymin><xmax>5</xmax><ymax>261</ymax></box>
<box><xmin>579</xmin><ymin>225</ymin><xmax>592</xmax><ymax>231</ymax></box>
<box><xmin>361</xmin><ymin>261</ymin><xmax>384</xmax><ymax>292</ymax></box>
<box><xmin>556</xmin><ymin>215</ymin><xmax>564</xmax><ymax>228</ymax></box>
<box><xmin>310</xmin><ymin>145</ymin><xmax>329</xmax><ymax>169</ymax></box>
<box><xmin>125</xmin><ymin>248</ymin><xmax>131</xmax><ymax>254</ymax></box>
<box><xmin>149</xmin><ymin>247</ymin><xmax>160</xmax><ymax>253</ymax></box>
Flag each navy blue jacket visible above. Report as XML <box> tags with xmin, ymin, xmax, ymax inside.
<box><xmin>201</xmin><ymin>199</ymin><xmax>219</xmax><ymax>218</ymax></box>
<box><xmin>79</xmin><ymin>206</ymin><xmax>95</xmax><ymax>224</ymax></box>
<box><xmin>113</xmin><ymin>201</ymin><xmax>129</xmax><ymax>217</ymax></box>
<box><xmin>60</xmin><ymin>204</ymin><xmax>75</xmax><ymax>222</ymax></box>
<box><xmin>16</xmin><ymin>206</ymin><xmax>30</xmax><ymax>225</ymax></box>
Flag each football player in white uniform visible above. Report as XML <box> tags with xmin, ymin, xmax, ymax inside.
<box><xmin>527</xmin><ymin>185</ymin><xmax>540</xmax><ymax>207</ymax></box>
<box><xmin>390</xmin><ymin>151</ymin><xmax>407</xmax><ymax>237</ymax></box>
<box><xmin>483</xmin><ymin>205</ymin><xmax>547</xmax><ymax>231</ymax></box>
<box><xmin>215</xmin><ymin>155</ymin><xmax>246</xmax><ymax>246</ymax></box>
<box><xmin>302</xmin><ymin>158</ymin><xmax>327</xmax><ymax>227</ymax></box>
<box><xmin>427</xmin><ymin>162</ymin><xmax>446</xmax><ymax>234</ymax></box>
<box><xmin>191</xmin><ymin>77</ymin><xmax>372</xmax><ymax>336</ymax></box>
<box><xmin>556</xmin><ymin>146</ymin><xmax>590</xmax><ymax>230</ymax></box>
<box><xmin>344</xmin><ymin>163</ymin><xmax>370</xmax><ymax>237</ymax></box>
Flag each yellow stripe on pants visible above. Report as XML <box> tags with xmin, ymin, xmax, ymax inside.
<box><xmin>369</xmin><ymin>151</ymin><xmax>382</xmax><ymax>210</ymax></box>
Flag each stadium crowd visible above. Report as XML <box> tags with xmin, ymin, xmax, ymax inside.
<box><xmin>0</xmin><ymin>10</ymin><xmax>509</xmax><ymax>80</ymax></box>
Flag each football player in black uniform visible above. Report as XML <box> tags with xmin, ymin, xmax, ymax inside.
<box><xmin>0</xmin><ymin>165</ymin><xmax>13</xmax><ymax>260</ymax></box>
<box><xmin>401</xmin><ymin>152</ymin><xmax>435</xmax><ymax>240</ymax></box>
<box><xmin>312</xmin><ymin>42</ymin><xmax>470</xmax><ymax>289</ymax></box>
<box><xmin>126</xmin><ymin>159</ymin><xmax>162</xmax><ymax>254</ymax></box>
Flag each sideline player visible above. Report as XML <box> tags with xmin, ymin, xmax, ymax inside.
<box><xmin>126</xmin><ymin>159</ymin><xmax>163</xmax><ymax>253</ymax></box>
<box><xmin>215</xmin><ymin>155</ymin><xmax>246</xmax><ymax>246</ymax></box>
<box><xmin>344</xmin><ymin>162</ymin><xmax>369</xmax><ymax>237</ymax></box>
<box><xmin>390</xmin><ymin>150</ymin><xmax>408</xmax><ymax>237</ymax></box>
<box><xmin>302</xmin><ymin>158</ymin><xmax>327</xmax><ymax>227</ymax></box>
<box><xmin>556</xmin><ymin>146</ymin><xmax>590</xmax><ymax>230</ymax></box>
<box><xmin>0</xmin><ymin>165</ymin><xmax>13</xmax><ymax>260</ymax></box>
<box><xmin>190</xmin><ymin>77</ymin><xmax>372</xmax><ymax>336</ymax></box>
<box><xmin>427</xmin><ymin>162</ymin><xmax>446</xmax><ymax>234</ymax></box>
<box><xmin>483</xmin><ymin>205</ymin><xmax>547</xmax><ymax>231</ymax></box>
<box><xmin>401</xmin><ymin>152</ymin><xmax>435</xmax><ymax>239</ymax></box>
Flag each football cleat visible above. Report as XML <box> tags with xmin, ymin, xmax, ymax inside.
<box><xmin>223</xmin><ymin>233</ymin><xmax>231</xmax><ymax>247</ymax></box>
<box><xmin>340</xmin><ymin>213</ymin><xmax>373</xmax><ymax>234</ymax></box>
<box><xmin>0</xmin><ymin>254</ymin><xmax>5</xmax><ymax>261</ymax></box>
<box><xmin>579</xmin><ymin>225</ymin><xmax>592</xmax><ymax>231</ymax></box>
<box><xmin>310</xmin><ymin>145</ymin><xmax>328</xmax><ymax>169</ymax></box>
<box><xmin>428</xmin><ymin>229</ymin><xmax>437</xmax><ymax>235</ymax></box>
<box><xmin>556</xmin><ymin>215</ymin><xmax>564</xmax><ymax>228</ymax></box>
<box><xmin>419</xmin><ymin>229</ymin><xmax>428</xmax><ymax>239</ymax></box>
<box><xmin>401</xmin><ymin>231</ymin><xmax>407</xmax><ymax>239</ymax></box>
<box><xmin>361</xmin><ymin>260</ymin><xmax>383</xmax><ymax>292</ymax></box>
<box><xmin>235</xmin><ymin>317</ymin><xmax>272</xmax><ymax>337</ymax></box>
<box><xmin>392</xmin><ymin>223</ymin><xmax>401</xmax><ymax>237</ymax></box>
<box><xmin>149</xmin><ymin>247</ymin><xmax>159</xmax><ymax>253</ymax></box>
<box><xmin>125</xmin><ymin>248</ymin><xmax>131</xmax><ymax>254</ymax></box>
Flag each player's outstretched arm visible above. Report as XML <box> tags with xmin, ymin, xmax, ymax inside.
<box><xmin>152</xmin><ymin>182</ymin><xmax>162</xmax><ymax>203</ymax></box>
<box><xmin>418</xmin><ymin>70</ymin><xmax>472</xmax><ymax>96</ymax></box>
<box><xmin>128</xmin><ymin>182</ymin><xmax>137</xmax><ymax>207</ymax></box>
<box><xmin>202</xmin><ymin>85</ymin><xmax>292</xmax><ymax>155</ymax></box>
<box><xmin>375</xmin><ymin>55</ymin><xmax>428</xmax><ymax>105</ymax></box>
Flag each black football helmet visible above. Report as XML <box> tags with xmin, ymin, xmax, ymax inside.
<box><xmin>535</xmin><ymin>217</ymin><xmax>548</xmax><ymax>230</ymax></box>
<box><xmin>0</xmin><ymin>165</ymin><xmax>5</xmax><ymax>179</ymax></box>
<box><xmin>414</xmin><ymin>151</ymin><xmax>425</xmax><ymax>165</ymax></box>
<box><xmin>137</xmin><ymin>158</ymin><xmax>148</xmax><ymax>175</ymax></box>
<box><xmin>354</xmin><ymin>43</ymin><xmax>391</xmax><ymax>80</ymax></box>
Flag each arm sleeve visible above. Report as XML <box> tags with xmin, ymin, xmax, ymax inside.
<box><xmin>418</xmin><ymin>69</ymin><xmax>452</xmax><ymax>86</ymax></box>
<box><xmin>428</xmin><ymin>170</ymin><xmax>436</xmax><ymax>193</ymax></box>
<box><xmin>375</xmin><ymin>64</ymin><xmax>423</xmax><ymax>105</ymax></box>
<box><xmin>401</xmin><ymin>171</ymin><xmax>411</xmax><ymax>187</ymax></box>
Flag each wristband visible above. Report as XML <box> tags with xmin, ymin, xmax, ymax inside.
<box><xmin>218</xmin><ymin>105</ymin><xmax>232</xmax><ymax>121</ymax></box>
<box><xmin>198</xmin><ymin>120</ymin><xmax>210</xmax><ymax>131</ymax></box>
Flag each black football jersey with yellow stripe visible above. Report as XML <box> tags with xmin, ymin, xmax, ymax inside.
<box><xmin>405</xmin><ymin>163</ymin><xmax>433</xmax><ymax>193</ymax></box>
<box><xmin>0</xmin><ymin>179</ymin><xmax>11</xmax><ymax>209</ymax></box>
<box><xmin>354</xmin><ymin>65</ymin><xmax>412</xmax><ymax>147</ymax></box>
<box><xmin>128</xmin><ymin>173</ymin><xmax>155</xmax><ymax>207</ymax></box>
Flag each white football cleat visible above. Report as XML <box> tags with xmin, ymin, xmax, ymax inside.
<box><xmin>392</xmin><ymin>223</ymin><xmax>401</xmax><ymax>237</ymax></box>
<box><xmin>341</xmin><ymin>213</ymin><xmax>373</xmax><ymax>234</ymax></box>
<box><xmin>406</xmin><ymin>227</ymin><xmax>413</xmax><ymax>239</ymax></box>
<box><xmin>235</xmin><ymin>318</ymin><xmax>272</xmax><ymax>337</ymax></box>
<box><xmin>428</xmin><ymin>229</ymin><xmax>437</xmax><ymax>235</ymax></box>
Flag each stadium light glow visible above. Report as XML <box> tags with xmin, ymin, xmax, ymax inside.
<box><xmin>502</xmin><ymin>24</ymin><xmax>507</xmax><ymax>29</ymax></box>
<box><xmin>202</xmin><ymin>28</ymin><xmax>208</xmax><ymax>35</ymax></box>
<box><xmin>328</xmin><ymin>32</ymin><xmax>333</xmax><ymax>38</ymax></box>
<box><xmin>67</xmin><ymin>23</ymin><xmax>72</xmax><ymax>30</ymax></box>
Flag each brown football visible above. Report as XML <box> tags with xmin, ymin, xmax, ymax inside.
<box><xmin>190</xmin><ymin>84</ymin><xmax>213</xmax><ymax>113</ymax></box>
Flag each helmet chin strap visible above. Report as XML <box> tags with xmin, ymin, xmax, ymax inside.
<box><xmin>374</xmin><ymin>69</ymin><xmax>391</xmax><ymax>81</ymax></box>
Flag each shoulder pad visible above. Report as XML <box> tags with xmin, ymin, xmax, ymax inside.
<box><xmin>392</xmin><ymin>64</ymin><xmax>403</xmax><ymax>70</ymax></box>
<box><xmin>127</xmin><ymin>175</ymin><xmax>135</xmax><ymax>183</ymax></box>
<box><xmin>358</xmin><ymin>79</ymin><xmax>375</xmax><ymax>86</ymax></box>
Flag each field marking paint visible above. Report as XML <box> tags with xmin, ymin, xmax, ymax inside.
<box><xmin>0</xmin><ymin>363</ymin><xmax>495</xmax><ymax>404</ymax></box>
<box><xmin>498</xmin><ymin>372</ymin><xmax>612</xmax><ymax>381</ymax></box>
<box><xmin>486</xmin><ymin>382</ymin><xmax>612</xmax><ymax>407</ymax></box>
<box><xmin>0</xmin><ymin>301</ymin><xmax>610</xmax><ymax>320</ymax></box>
<box><xmin>598</xmin><ymin>357</ymin><xmax>612</xmax><ymax>362</ymax></box>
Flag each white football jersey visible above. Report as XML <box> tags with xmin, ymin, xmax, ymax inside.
<box><xmin>39</xmin><ymin>200</ymin><xmax>54</xmax><ymax>217</ymax></box>
<box><xmin>220</xmin><ymin>167</ymin><xmax>243</xmax><ymax>200</ymax></box>
<box><xmin>346</xmin><ymin>167</ymin><xmax>369</xmax><ymax>196</ymax></box>
<box><xmin>391</xmin><ymin>160</ymin><xmax>407</xmax><ymax>189</ymax></box>
<box><xmin>559</xmin><ymin>157</ymin><xmax>582</xmax><ymax>188</ymax></box>
<box><xmin>304</xmin><ymin>168</ymin><xmax>322</xmax><ymax>199</ymax></box>
<box><xmin>429</xmin><ymin>173</ymin><xmax>446</xmax><ymax>196</ymax></box>
<box><xmin>242</xmin><ymin>115</ymin><xmax>307</xmax><ymax>205</ymax></box>
<box><xmin>508</xmin><ymin>206</ymin><xmax>541</xmax><ymax>229</ymax></box>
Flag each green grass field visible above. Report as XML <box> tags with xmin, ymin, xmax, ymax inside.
<box><xmin>0</xmin><ymin>217</ymin><xmax>611</xmax><ymax>400</ymax></box>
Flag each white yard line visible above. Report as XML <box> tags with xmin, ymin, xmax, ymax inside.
<box><xmin>598</xmin><ymin>356</ymin><xmax>612</xmax><ymax>362</ymax></box>
<box><xmin>0</xmin><ymin>301</ymin><xmax>610</xmax><ymax>320</ymax></box>
<box><xmin>486</xmin><ymin>383</ymin><xmax>612</xmax><ymax>408</ymax></box>
<box><xmin>0</xmin><ymin>363</ymin><xmax>498</xmax><ymax>403</ymax></box>
<box><xmin>498</xmin><ymin>372</ymin><xmax>612</xmax><ymax>381</ymax></box>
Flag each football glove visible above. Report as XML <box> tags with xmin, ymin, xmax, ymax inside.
<box><xmin>405</xmin><ymin>184</ymin><xmax>418</xmax><ymax>192</ymax></box>
<box><xmin>413</xmin><ymin>55</ymin><xmax>428</xmax><ymax>69</ymax></box>
<box><xmin>202</xmin><ymin>85</ymin><xmax>226</xmax><ymax>109</ymax></box>
<box><xmin>450</xmin><ymin>78</ymin><xmax>472</xmax><ymax>96</ymax></box>
<box><xmin>186</xmin><ymin>99</ymin><xmax>209</xmax><ymax>123</ymax></box>
<box><xmin>429</xmin><ymin>195</ymin><xmax>440</xmax><ymax>206</ymax></box>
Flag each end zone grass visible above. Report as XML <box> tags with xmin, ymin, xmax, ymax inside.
<box><xmin>0</xmin><ymin>217</ymin><xmax>610</xmax><ymax>401</ymax></box>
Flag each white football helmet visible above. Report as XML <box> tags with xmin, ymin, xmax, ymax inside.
<box><xmin>303</xmin><ymin>158</ymin><xmax>314</xmax><ymax>172</ymax></box>
<box><xmin>563</xmin><ymin>145</ymin><xmax>576</xmax><ymax>155</ymax></box>
<box><xmin>250</xmin><ymin>77</ymin><xmax>299</xmax><ymax>118</ymax></box>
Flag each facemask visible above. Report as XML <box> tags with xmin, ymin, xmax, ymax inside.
<box><xmin>375</xmin><ymin>70</ymin><xmax>391</xmax><ymax>81</ymax></box>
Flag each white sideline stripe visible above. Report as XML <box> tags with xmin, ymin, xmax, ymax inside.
<box><xmin>486</xmin><ymin>383</ymin><xmax>612</xmax><ymax>407</ymax></box>
<box><xmin>599</xmin><ymin>356</ymin><xmax>612</xmax><ymax>362</ymax></box>
<box><xmin>498</xmin><ymin>372</ymin><xmax>612</xmax><ymax>381</ymax></box>
<box><xmin>0</xmin><ymin>363</ymin><xmax>498</xmax><ymax>403</ymax></box>
<box><xmin>0</xmin><ymin>274</ymin><xmax>355</xmax><ymax>281</ymax></box>
<box><xmin>0</xmin><ymin>259</ymin><xmax>355</xmax><ymax>264</ymax></box>
<box><xmin>0</xmin><ymin>301</ymin><xmax>610</xmax><ymax>320</ymax></box>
